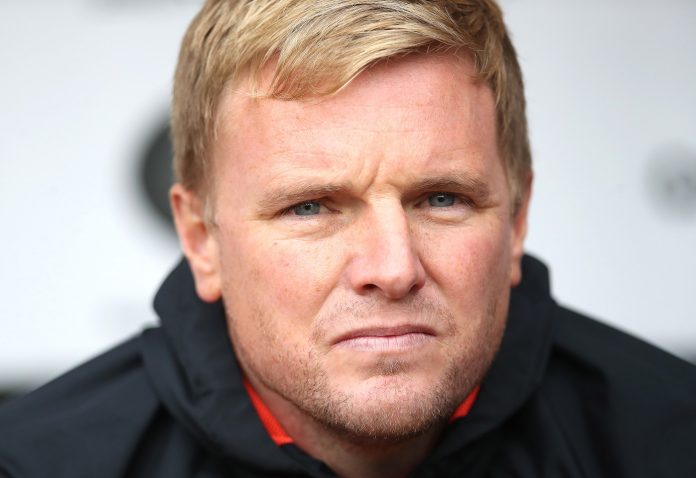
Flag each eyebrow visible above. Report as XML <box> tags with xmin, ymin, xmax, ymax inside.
<box><xmin>256</xmin><ymin>173</ymin><xmax>492</xmax><ymax>212</ymax></box>
<box><xmin>408</xmin><ymin>174</ymin><xmax>492</xmax><ymax>203</ymax></box>
<box><xmin>257</xmin><ymin>181</ymin><xmax>349</xmax><ymax>212</ymax></box>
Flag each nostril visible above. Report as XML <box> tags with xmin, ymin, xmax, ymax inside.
<box><xmin>409</xmin><ymin>281</ymin><xmax>424</xmax><ymax>294</ymax></box>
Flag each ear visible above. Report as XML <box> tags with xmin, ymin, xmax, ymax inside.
<box><xmin>170</xmin><ymin>183</ymin><xmax>222</xmax><ymax>302</ymax></box>
<box><xmin>509</xmin><ymin>173</ymin><xmax>532</xmax><ymax>287</ymax></box>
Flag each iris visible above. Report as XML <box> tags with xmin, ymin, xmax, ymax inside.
<box><xmin>428</xmin><ymin>193</ymin><xmax>456</xmax><ymax>207</ymax></box>
<box><xmin>293</xmin><ymin>201</ymin><xmax>322</xmax><ymax>216</ymax></box>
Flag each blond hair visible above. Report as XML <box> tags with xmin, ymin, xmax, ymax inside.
<box><xmin>172</xmin><ymin>0</ymin><xmax>531</xmax><ymax>210</ymax></box>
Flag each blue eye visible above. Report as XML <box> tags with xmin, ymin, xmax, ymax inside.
<box><xmin>292</xmin><ymin>201</ymin><xmax>322</xmax><ymax>216</ymax></box>
<box><xmin>428</xmin><ymin>193</ymin><xmax>456</xmax><ymax>207</ymax></box>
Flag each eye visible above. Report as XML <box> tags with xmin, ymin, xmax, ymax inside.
<box><xmin>291</xmin><ymin>201</ymin><xmax>322</xmax><ymax>216</ymax></box>
<box><xmin>427</xmin><ymin>193</ymin><xmax>457</xmax><ymax>207</ymax></box>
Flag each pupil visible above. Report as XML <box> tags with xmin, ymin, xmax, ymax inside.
<box><xmin>429</xmin><ymin>193</ymin><xmax>454</xmax><ymax>207</ymax></box>
<box><xmin>294</xmin><ymin>201</ymin><xmax>320</xmax><ymax>216</ymax></box>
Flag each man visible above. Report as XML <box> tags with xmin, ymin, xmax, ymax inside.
<box><xmin>1</xmin><ymin>1</ymin><xmax>695</xmax><ymax>477</ymax></box>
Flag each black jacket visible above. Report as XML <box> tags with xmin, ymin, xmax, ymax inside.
<box><xmin>1</xmin><ymin>256</ymin><xmax>695</xmax><ymax>477</ymax></box>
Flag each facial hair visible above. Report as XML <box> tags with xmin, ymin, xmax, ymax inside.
<box><xmin>228</xmin><ymin>290</ymin><xmax>507</xmax><ymax>445</ymax></box>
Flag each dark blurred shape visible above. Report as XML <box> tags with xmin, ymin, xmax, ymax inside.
<box><xmin>0</xmin><ymin>391</ymin><xmax>21</xmax><ymax>406</ymax></box>
<box><xmin>646</xmin><ymin>143</ymin><xmax>696</xmax><ymax>219</ymax></box>
<box><xmin>140</xmin><ymin>118</ymin><xmax>176</xmax><ymax>232</ymax></box>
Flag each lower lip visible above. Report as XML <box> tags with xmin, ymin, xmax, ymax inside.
<box><xmin>336</xmin><ymin>333</ymin><xmax>434</xmax><ymax>352</ymax></box>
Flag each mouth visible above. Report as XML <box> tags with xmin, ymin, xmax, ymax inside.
<box><xmin>332</xmin><ymin>325</ymin><xmax>437</xmax><ymax>352</ymax></box>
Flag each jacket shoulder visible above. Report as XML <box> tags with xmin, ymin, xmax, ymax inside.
<box><xmin>552</xmin><ymin>306</ymin><xmax>696</xmax><ymax>392</ymax></box>
<box><xmin>0</xmin><ymin>335</ymin><xmax>162</xmax><ymax>478</ymax></box>
<box><xmin>539</xmin><ymin>306</ymin><xmax>696</xmax><ymax>477</ymax></box>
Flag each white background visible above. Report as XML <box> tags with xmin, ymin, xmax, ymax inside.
<box><xmin>1</xmin><ymin>0</ymin><xmax>695</xmax><ymax>389</ymax></box>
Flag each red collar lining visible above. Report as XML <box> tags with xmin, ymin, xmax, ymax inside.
<box><xmin>243</xmin><ymin>377</ymin><xmax>294</xmax><ymax>445</ymax></box>
<box><xmin>244</xmin><ymin>377</ymin><xmax>480</xmax><ymax>446</ymax></box>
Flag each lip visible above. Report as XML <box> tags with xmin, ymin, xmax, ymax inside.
<box><xmin>331</xmin><ymin>325</ymin><xmax>437</xmax><ymax>351</ymax></box>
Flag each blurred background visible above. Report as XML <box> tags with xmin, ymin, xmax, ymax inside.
<box><xmin>1</xmin><ymin>0</ymin><xmax>695</xmax><ymax>400</ymax></box>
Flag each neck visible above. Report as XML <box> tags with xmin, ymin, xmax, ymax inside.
<box><xmin>249</xmin><ymin>380</ymin><xmax>446</xmax><ymax>478</ymax></box>
<box><xmin>298</xmin><ymin>421</ymin><xmax>444</xmax><ymax>478</ymax></box>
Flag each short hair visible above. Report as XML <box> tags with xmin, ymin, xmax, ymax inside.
<box><xmin>172</xmin><ymin>0</ymin><xmax>531</xmax><ymax>211</ymax></box>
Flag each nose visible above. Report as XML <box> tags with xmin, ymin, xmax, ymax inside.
<box><xmin>345</xmin><ymin>202</ymin><xmax>426</xmax><ymax>299</ymax></box>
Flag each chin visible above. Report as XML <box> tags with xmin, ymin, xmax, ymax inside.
<box><xmin>304</xmin><ymin>365</ymin><xmax>469</xmax><ymax>444</ymax></box>
<box><xmin>323</xmin><ymin>391</ymin><xmax>451</xmax><ymax>444</ymax></box>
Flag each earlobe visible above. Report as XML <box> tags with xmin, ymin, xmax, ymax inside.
<box><xmin>170</xmin><ymin>183</ymin><xmax>222</xmax><ymax>302</ymax></box>
<box><xmin>509</xmin><ymin>174</ymin><xmax>532</xmax><ymax>287</ymax></box>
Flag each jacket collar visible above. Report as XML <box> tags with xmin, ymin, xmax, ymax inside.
<box><xmin>145</xmin><ymin>259</ymin><xmax>304</xmax><ymax>474</ymax></box>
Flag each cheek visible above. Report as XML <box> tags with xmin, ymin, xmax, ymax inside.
<box><xmin>219</xmin><ymin>233</ymin><xmax>348</xmax><ymax>391</ymax></box>
<box><xmin>418</xmin><ymin>220</ymin><xmax>513</xmax><ymax>327</ymax></box>
<box><xmin>266</xmin><ymin>241</ymin><xmax>341</xmax><ymax>316</ymax></box>
<box><xmin>421</xmin><ymin>222</ymin><xmax>511</xmax><ymax>287</ymax></box>
<box><xmin>218</xmin><ymin>228</ymin><xmax>342</xmax><ymax>336</ymax></box>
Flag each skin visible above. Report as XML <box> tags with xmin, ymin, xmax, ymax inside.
<box><xmin>172</xmin><ymin>53</ymin><xmax>530</xmax><ymax>478</ymax></box>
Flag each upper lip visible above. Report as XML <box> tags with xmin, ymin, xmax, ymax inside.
<box><xmin>331</xmin><ymin>324</ymin><xmax>437</xmax><ymax>345</ymax></box>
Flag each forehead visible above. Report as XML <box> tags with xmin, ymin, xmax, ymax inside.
<box><xmin>221</xmin><ymin>53</ymin><xmax>486</xmax><ymax>123</ymax></box>
<box><xmin>211</xmin><ymin>53</ymin><xmax>499</xmax><ymax>191</ymax></box>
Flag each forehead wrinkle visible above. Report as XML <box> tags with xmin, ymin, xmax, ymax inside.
<box><xmin>263</xmin><ymin>149</ymin><xmax>345</xmax><ymax>167</ymax></box>
<box><xmin>288</xmin><ymin>101</ymin><xmax>465</xmax><ymax>133</ymax></box>
<box><xmin>244</xmin><ymin>83</ymin><xmax>480</xmax><ymax>139</ymax></box>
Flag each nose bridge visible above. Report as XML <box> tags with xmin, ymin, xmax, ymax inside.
<box><xmin>347</xmin><ymin>198</ymin><xmax>426</xmax><ymax>298</ymax></box>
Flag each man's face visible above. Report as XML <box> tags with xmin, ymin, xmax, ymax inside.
<box><xmin>178</xmin><ymin>53</ymin><xmax>528</xmax><ymax>442</ymax></box>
